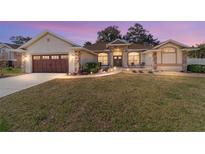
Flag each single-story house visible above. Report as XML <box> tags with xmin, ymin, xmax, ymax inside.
<box><xmin>84</xmin><ymin>39</ymin><xmax>190</xmax><ymax>72</ymax></box>
<box><xmin>0</xmin><ymin>43</ymin><xmax>21</xmax><ymax>67</ymax></box>
<box><xmin>15</xmin><ymin>30</ymin><xmax>190</xmax><ymax>73</ymax></box>
<box><xmin>17</xmin><ymin>31</ymin><xmax>97</xmax><ymax>73</ymax></box>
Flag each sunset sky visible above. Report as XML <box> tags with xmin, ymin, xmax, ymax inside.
<box><xmin>0</xmin><ymin>21</ymin><xmax>205</xmax><ymax>46</ymax></box>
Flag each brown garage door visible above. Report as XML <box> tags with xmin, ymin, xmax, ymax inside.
<box><xmin>32</xmin><ymin>55</ymin><xmax>68</xmax><ymax>73</ymax></box>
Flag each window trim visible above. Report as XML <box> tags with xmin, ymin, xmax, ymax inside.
<box><xmin>128</xmin><ymin>52</ymin><xmax>140</xmax><ymax>66</ymax></box>
<box><xmin>98</xmin><ymin>52</ymin><xmax>108</xmax><ymax>66</ymax></box>
<box><xmin>51</xmin><ymin>55</ymin><xmax>59</xmax><ymax>60</ymax></box>
<box><xmin>161</xmin><ymin>47</ymin><xmax>177</xmax><ymax>64</ymax></box>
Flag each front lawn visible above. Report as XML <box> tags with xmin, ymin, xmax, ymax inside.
<box><xmin>1</xmin><ymin>73</ymin><xmax>205</xmax><ymax>131</ymax></box>
<box><xmin>0</xmin><ymin>67</ymin><xmax>23</xmax><ymax>78</ymax></box>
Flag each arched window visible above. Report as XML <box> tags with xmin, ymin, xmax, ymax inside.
<box><xmin>98</xmin><ymin>53</ymin><xmax>108</xmax><ymax>65</ymax></box>
<box><xmin>128</xmin><ymin>52</ymin><xmax>140</xmax><ymax>65</ymax></box>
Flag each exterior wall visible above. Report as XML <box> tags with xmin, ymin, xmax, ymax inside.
<box><xmin>157</xmin><ymin>66</ymin><xmax>183</xmax><ymax>71</ymax></box>
<box><xmin>187</xmin><ymin>58</ymin><xmax>205</xmax><ymax>65</ymax></box>
<box><xmin>27</xmin><ymin>33</ymin><xmax>73</xmax><ymax>53</ymax></box>
<box><xmin>24</xmin><ymin>53</ymin><xmax>32</xmax><ymax>73</ymax></box>
<box><xmin>80</xmin><ymin>51</ymin><xmax>97</xmax><ymax>67</ymax></box>
<box><xmin>142</xmin><ymin>52</ymin><xmax>153</xmax><ymax>66</ymax></box>
<box><xmin>13</xmin><ymin>52</ymin><xmax>22</xmax><ymax>68</ymax></box>
<box><xmin>0</xmin><ymin>47</ymin><xmax>9</xmax><ymax>60</ymax></box>
<box><xmin>68</xmin><ymin>50</ymin><xmax>75</xmax><ymax>74</ymax></box>
<box><xmin>155</xmin><ymin>43</ymin><xmax>183</xmax><ymax>71</ymax></box>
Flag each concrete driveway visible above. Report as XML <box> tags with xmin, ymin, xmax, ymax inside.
<box><xmin>0</xmin><ymin>73</ymin><xmax>66</xmax><ymax>98</ymax></box>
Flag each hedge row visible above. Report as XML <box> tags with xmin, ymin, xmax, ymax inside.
<box><xmin>187</xmin><ymin>64</ymin><xmax>205</xmax><ymax>73</ymax></box>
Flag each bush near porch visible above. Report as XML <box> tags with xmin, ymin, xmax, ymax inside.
<box><xmin>82</xmin><ymin>62</ymin><xmax>100</xmax><ymax>74</ymax></box>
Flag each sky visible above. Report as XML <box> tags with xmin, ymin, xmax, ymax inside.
<box><xmin>0</xmin><ymin>21</ymin><xmax>205</xmax><ymax>46</ymax></box>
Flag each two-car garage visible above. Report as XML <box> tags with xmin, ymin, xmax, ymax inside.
<box><xmin>32</xmin><ymin>54</ymin><xmax>68</xmax><ymax>73</ymax></box>
<box><xmin>17</xmin><ymin>31</ymin><xmax>97</xmax><ymax>74</ymax></box>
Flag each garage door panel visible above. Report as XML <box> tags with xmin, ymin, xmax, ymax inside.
<box><xmin>33</xmin><ymin>55</ymin><xmax>68</xmax><ymax>73</ymax></box>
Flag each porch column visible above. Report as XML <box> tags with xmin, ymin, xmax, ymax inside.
<box><xmin>109</xmin><ymin>50</ymin><xmax>113</xmax><ymax>67</ymax></box>
<box><xmin>68</xmin><ymin>50</ymin><xmax>75</xmax><ymax>73</ymax></box>
<box><xmin>74</xmin><ymin>50</ymin><xmax>80</xmax><ymax>73</ymax></box>
<box><xmin>153</xmin><ymin>52</ymin><xmax>157</xmax><ymax>70</ymax></box>
<box><xmin>182</xmin><ymin>50</ymin><xmax>187</xmax><ymax>72</ymax></box>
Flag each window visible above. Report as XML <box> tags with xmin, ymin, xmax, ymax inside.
<box><xmin>163</xmin><ymin>47</ymin><xmax>176</xmax><ymax>53</ymax></box>
<box><xmin>113</xmin><ymin>51</ymin><xmax>122</xmax><ymax>56</ymax></box>
<box><xmin>8</xmin><ymin>51</ymin><xmax>14</xmax><ymax>60</ymax></box>
<box><xmin>51</xmin><ymin>55</ymin><xmax>59</xmax><ymax>59</ymax></box>
<box><xmin>42</xmin><ymin>56</ymin><xmax>49</xmax><ymax>60</ymax></box>
<box><xmin>162</xmin><ymin>47</ymin><xmax>176</xmax><ymax>64</ymax></box>
<box><xmin>128</xmin><ymin>52</ymin><xmax>140</xmax><ymax>65</ymax></box>
<box><xmin>61</xmin><ymin>55</ymin><xmax>68</xmax><ymax>59</ymax></box>
<box><xmin>98</xmin><ymin>53</ymin><xmax>108</xmax><ymax>65</ymax></box>
<box><xmin>33</xmin><ymin>56</ymin><xmax>41</xmax><ymax>60</ymax></box>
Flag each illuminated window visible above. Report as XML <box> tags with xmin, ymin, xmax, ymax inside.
<box><xmin>113</xmin><ymin>51</ymin><xmax>122</xmax><ymax>56</ymax></box>
<box><xmin>163</xmin><ymin>47</ymin><xmax>176</xmax><ymax>53</ymax></box>
<box><xmin>61</xmin><ymin>55</ymin><xmax>68</xmax><ymax>59</ymax></box>
<box><xmin>42</xmin><ymin>56</ymin><xmax>49</xmax><ymax>59</ymax></box>
<box><xmin>162</xmin><ymin>47</ymin><xmax>176</xmax><ymax>64</ymax></box>
<box><xmin>128</xmin><ymin>52</ymin><xmax>140</xmax><ymax>65</ymax></box>
<box><xmin>33</xmin><ymin>56</ymin><xmax>40</xmax><ymax>60</ymax></box>
<box><xmin>98</xmin><ymin>53</ymin><xmax>108</xmax><ymax>65</ymax></box>
<box><xmin>51</xmin><ymin>55</ymin><xmax>59</xmax><ymax>59</ymax></box>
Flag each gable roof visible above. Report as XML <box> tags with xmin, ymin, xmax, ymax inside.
<box><xmin>108</xmin><ymin>39</ymin><xmax>130</xmax><ymax>45</ymax></box>
<box><xmin>153</xmin><ymin>39</ymin><xmax>190</xmax><ymax>49</ymax></box>
<box><xmin>84</xmin><ymin>42</ymin><xmax>153</xmax><ymax>51</ymax></box>
<box><xmin>18</xmin><ymin>30</ymin><xmax>81</xmax><ymax>49</ymax></box>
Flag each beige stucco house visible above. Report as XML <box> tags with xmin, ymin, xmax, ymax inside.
<box><xmin>15</xmin><ymin>30</ymin><xmax>190</xmax><ymax>74</ymax></box>
<box><xmin>16</xmin><ymin>31</ymin><xmax>97</xmax><ymax>73</ymax></box>
<box><xmin>85</xmin><ymin>39</ymin><xmax>190</xmax><ymax>71</ymax></box>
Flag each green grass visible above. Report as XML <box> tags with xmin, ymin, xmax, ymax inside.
<box><xmin>1</xmin><ymin>73</ymin><xmax>205</xmax><ymax>131</ymax></box>
<box><xmin>0</xmin><ymin>67</ymin><xmax>23</xmax><ymax>77</ymax></box>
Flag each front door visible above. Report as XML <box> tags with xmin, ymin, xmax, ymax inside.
<box><xmin>113</xmin><ymin>56</ymin><xmax>122</xmax><ymax>67</ymax></box>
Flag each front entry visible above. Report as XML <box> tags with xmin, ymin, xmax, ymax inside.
<box><xmin>113</xmin><ymin>56</ymin><xmax>122</xmax><ymax>67</ymax></box>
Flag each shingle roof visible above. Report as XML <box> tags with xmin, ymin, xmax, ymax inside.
<box><xmin>129</xmin><ymin>43</ymin><xmax>153</xmax><ymax>50</ymax></box>
<box><xmin>84</xmin><ymin>42</ymin><xmax>153</xmax><ymax>51</ymax></box>
<box><xmin>84</xmin><ymin>42</ymin><xmax>107</xmax><ymax>50</ymax></box>
<box><xmin>0</xmin><ymin>43</ymin><xmax>20</xmax><ymax>49</ymax></box>
<box><xmin>4</xmin><ymin>43</ymin><xmax>20</xmax><ymax>49</ymax></box>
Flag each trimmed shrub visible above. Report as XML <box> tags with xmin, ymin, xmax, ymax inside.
<box><xmin>82</xmin><ymin>62</ymin><xmax>100</xmax><ymax>73</ymax></box>
<box><xmin>187</xmin><ymin>64</ymin><xmax>205</xmax><ymax>73</ymax></box>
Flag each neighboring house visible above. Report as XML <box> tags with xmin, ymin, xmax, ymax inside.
<box><xmin>84</xmin><ymin>39</ymin><xmax>190</xmax><ymax>71</ymax></box>
<box><xmin>17</xmin><ymin>31</ymin><xmax>97</xmax><ymax>73</ymax></box>
<box><xmin>0</xmin><ymin>43</ymin><xmax>21</xmax><ymax>67</ymax></box>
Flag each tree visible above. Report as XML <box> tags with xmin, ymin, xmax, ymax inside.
<box><xmin>188</xmin><ymin>44</ymin><xmax>205</xmax><ymax>58</ymax></box>
<box><xmin>123</xmin><ymin>23</ymin><xmax>160</xmax><ymax>46</ymax></box>
<box><xmin>97</xmin><ymin>26</ymin><xmax>122</xmax><ymax>43</ymax></box>
<box><xmin>84</xmin><ymin>41</ymin><xmax>92</xmax><ymax>46</ymax></box>
<box><xmin>10</xmin><ymin>36</ymin><xmax>32</xmax><ymax>45</ymax></box>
